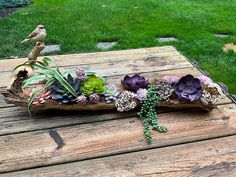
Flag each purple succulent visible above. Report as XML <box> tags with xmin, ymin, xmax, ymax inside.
<box><xmin>163</xmin><ymin>75</ymin><xmax>180</xmax><ymax>85</ymax></box>
<box><xmin>135</xmin><ymin>88</ymin><xmax>148</xmax><ymax>101</ymax></box>
<box><xmin>121</xmin><ymin>74</ymin><xmax>149</xmax><ymax>92</ymax></box>
<box><xmin>174</xmin><ymin>75</ymin><xmax>202</xmax><ymax>102</ymax></box>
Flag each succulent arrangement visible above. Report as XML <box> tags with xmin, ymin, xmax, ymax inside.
<box><xmin>18</xmin><ymin>58</ymin><xmax>223</xmax><ymax>142</ymax></box>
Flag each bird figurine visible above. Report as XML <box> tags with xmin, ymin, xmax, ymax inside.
<box><xmin>20</xmin><ymin>24</ymin><xmax>46</xmax><ymax>44</ymax></box>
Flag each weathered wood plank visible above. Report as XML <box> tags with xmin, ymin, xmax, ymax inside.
<box><xmin>0</xmin><ymin>54</ymin><xmax>192</xmax><ymax>88</ymax></box>
<box><xmin>0</xmin><ymin>95</ymin><xmax>11</xmax><ymax>108</ymax></box>
<box><xmin>0</xmin><ymin>103</ymin><xmax>235</xmax><ymax>173</ymax></box>
<box><xmin>2</xmin><ymin>135</ymin><xmax>235</xmax><ymax>177</ymax></box>
<box><xmin>0</xmin><ymin>46</ymin><xmax>177</xmax><ymax>72</ymax></box>
<box><xmin>0</xmin><ymin>98</ymin><xmax>231</xmax><ymax>136</ymax></box>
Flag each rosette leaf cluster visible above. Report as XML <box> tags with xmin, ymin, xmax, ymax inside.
<box><xmin>50</xmin><ymin>74</ymin><xmax>82</xmax><ymax>104</ymax></box>
<box><xmin>104</xmin><ymin>84</ymin><xmax>120</xmax><ymax>103</ymax></box>
<box><xmin>174</xmin><ymin>75</ymin><xmax>202</xmax><ymax>102</ymax></box>
<box><xmin>115</xmin><ymin>91</ymin><xmax>136</xmax><ymax>112</ymax></box>
<box><xmin>155</xmin><ymin>81</ymin><xmax>174</xmax><ymax>101</ymax></box>
<box><xmin>135</xmin><ymin>88</ymin><xmax>148</xmax><ymax>101</ymax></box>
<box><xmin>122</xmin><ymin>74</ymin><xmax>149</xmax><ymax>92</ymax></box>
<box><xmin>201</xmin><ymin>82</ymin><xmax>223</xmax><ymax>105</ymax></box>
<box><xmin>81</xmin><ymin>75</ymin><xmax>107</xmax><ymax>95</ymax></box>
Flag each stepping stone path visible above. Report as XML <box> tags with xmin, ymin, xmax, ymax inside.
<box><xmin>41</xmin><ymin>45</ymin><xmax>61</xmax><ymax>55</ymax></box>
<box><xmin>6</xmin><ymin>56</ymin><xmax>18</xmax><ymax>59</ymax></box>
<box><xmin>96</xmin><ymin>42</ymin><xmax>117</xmax><ymax>50</ymax></box>
<box><xmin>156</xmin><ymin>37</ymin><xmax>178</xmax><ymax>42</ymax></box>
<box><xmin>214</xmin><ymin>34</ymin><xmax>230</xmax><ymax>38</ymax></box>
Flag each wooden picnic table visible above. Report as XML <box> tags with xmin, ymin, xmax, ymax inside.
<box><xmin>0</xmin><ymin>46</ymin><xmax>235</xmax><ymax>176</ymax></box>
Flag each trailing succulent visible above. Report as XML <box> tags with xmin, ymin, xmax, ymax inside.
<box><xmin>50</xmin><ymin>74</ymin><xmax>82</xmax><ymax>104</ymax></box>
<box><xmin>137</xmin><ymin>84</ymin><xmax>167</xmax><ymax>142</ymax></box>
<box><xmin>81</xmin><ymin>75</ymin><xmax>107</xmax><ymax>95</ymax></box>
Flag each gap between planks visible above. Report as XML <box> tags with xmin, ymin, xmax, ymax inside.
<box><xmin>0</xmin><ymin>54</ymin><xmax>192</xmax><ymax>88</ymax></box>
<box><xmin>0</xmin><ymin>46</ymin><xmax>177</xmax><ymax>72</ymax></box>
<box><xmin>0</xmin><ymin>101</ymin><xmax>233</xmax><ymax>136</ymax></box>
<box><xmin>1</xmin><ymin>135</ymin><xmax>235</xmax><ymax>177</ymax></box>
<box><xmin>0</xmin><ymin>103</ymin><xmax>235</xmax><ymax>173</ymax></box>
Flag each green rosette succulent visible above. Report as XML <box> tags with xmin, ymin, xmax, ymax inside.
<box><xmin>81</xmin><ymin>75</ymin><xmax>107</xmax><ymax>95</ymax></box>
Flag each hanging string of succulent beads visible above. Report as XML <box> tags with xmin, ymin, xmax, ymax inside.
<box><xmin>137</xmin><ymin>84</ymin><xmax>167</xmax><ymax>142</ymax></box>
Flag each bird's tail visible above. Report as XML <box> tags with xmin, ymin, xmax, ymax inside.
<box><xmin>20</xmin><ymin>39</ymin><xmax>29</xmax><ymax>44</ymax></box>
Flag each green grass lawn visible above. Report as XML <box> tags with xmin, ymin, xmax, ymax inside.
<box><xmin>0</xmin><ymin>0</ymin><xmax>236</xmax><ymax>93</ymax></box>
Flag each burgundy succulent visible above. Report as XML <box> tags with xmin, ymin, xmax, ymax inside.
<box><xmin>174</xmin><ymin>74</ymin><xmax>202</xmax><ymax>102</ymax></box>
<box><xmin>89</xmin><ymin>93</ymin><xmax>100</xmax><ymax>103</ymax></box>
<box><xmin>121</xmin><ymin>74</ymin><xmax>149</xmax><ymax>92</ymax></box>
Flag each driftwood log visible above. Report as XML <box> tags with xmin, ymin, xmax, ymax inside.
<box><xmin>2</xmin><ymin>79</ymin><xmax>215</xmax><ymax>112</ymax></box>
<box><xmin>6</xmin><ymin>41</ymin><xmax>44</xmax><ymax>92</ymax></box>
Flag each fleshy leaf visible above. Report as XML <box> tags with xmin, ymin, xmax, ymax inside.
<box><xmin>28</xmin><ymin>78</ymin><xmax>55</xmax><ymax>116</ymax></box>
<box><xmin>51</xmin><ymin>70</ymin><xmax>77</xmax><ymax>97</ymax></box>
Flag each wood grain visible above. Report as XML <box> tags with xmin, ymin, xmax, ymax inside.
<box><xmin>0</xmin><ymin>46</ymin><xmax>177</xmax><ymax>72</ymax></box>
<box><xmin>0</xmin><ymin>54</ymin><xmax>192</xmax><ymax>88</ymax></box>
<box><xmin>0</xmin><ymin>104</ymin><xmax>235</xmax><ymax>173</ymax></box>
<box><xmin>0</xmin><ymin>96</ymin><xmax>231</xmax><ymax>136</ymax></box>
<box><xmin>2</xmin><ymin>135</ymin><xmax>235</xmax><ymax>177</ymax></box>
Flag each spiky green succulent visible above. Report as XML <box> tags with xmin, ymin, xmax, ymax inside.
<box><xmin>81</xmin><ymin>75</ymin><xmax>107</xmax><ymax>95</ymax></box>
<box><xmin>50</xmin><ymin>74</ymin><xmax>82</xmax><ymax>104</ymax></box>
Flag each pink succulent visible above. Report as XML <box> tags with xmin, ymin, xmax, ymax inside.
<box><xmin>76</xmin><ymin>95</ymin><xmax>87</xmax><ymax>104</ymax></box>
<box><xmin>89</xmin><ymin>93</ymin><xmax>100</xmax><ymax>103</ymax></box>
<box><xmin>163</xmin><ymin>75</ymin><xmax>180</xmax><ymax>84</ymax></box>
<box><xmin>76</xmin><ymin>65</ymin><xmax>86</xmax><ymax>81</ymax></box>
<box><xmin>197</xmin><ymin>75</ymin><xmax>212</xmax><ymax>84</ymax></box>
<box><xmin>31</xmin><ymin>89</ymin><xmax>51</xmax><ymax>105</ymax></box>
<box><xmin>135</xmin><ymin>88</ymin><xmax>148</xmax><ymax>101</ymax></box>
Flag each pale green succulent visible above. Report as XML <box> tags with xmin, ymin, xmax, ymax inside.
<box><xmin>81</xmin><ymin>75</ymin><xmax>107</xmax><ymax>95</ymax></box>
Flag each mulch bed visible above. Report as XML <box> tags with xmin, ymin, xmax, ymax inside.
<box><xmin>0</xmin><ymin>7</ymin><xmax>18</xmax><ymax>18</ymax></box>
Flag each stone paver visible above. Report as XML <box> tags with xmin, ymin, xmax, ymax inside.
<box><xmin>41</xmin><ymin>45</ymin><xmax>61</xmax><ymax>54</ymax></box>
<box><xmin>96</xmin><ymin>42</ymin><xmax>117</xmax><ymax>50</ymax></box>
<box><xmin>214</xmin><ymin>34</ymin><xmax>230</xmax><ymax>38</ymax></box>
<box><xmin>156</xmin><ymin>37</ymin><xmax>178</xmax><ymax>42</ymax></box>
